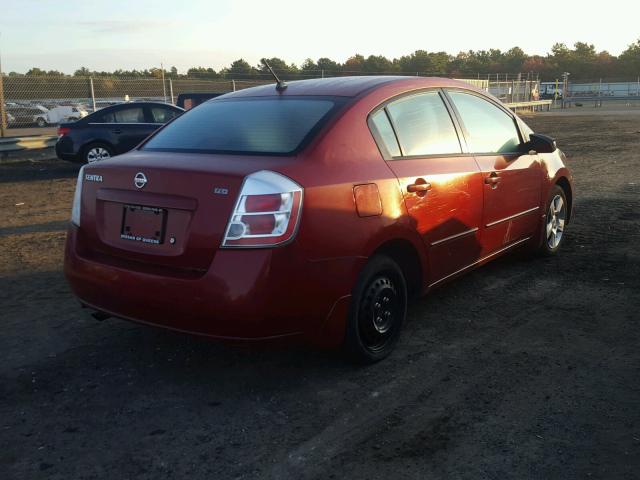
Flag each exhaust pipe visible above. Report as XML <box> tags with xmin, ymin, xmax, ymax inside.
<box><xmin>91</xmin><ymin>310</ymin><xmax>111</xmax><ymax>321</ymax></box>
<box><xmin>79</xmin><ymin>303</ymin><xmax>112</xmax><ymax>321</ymax></box>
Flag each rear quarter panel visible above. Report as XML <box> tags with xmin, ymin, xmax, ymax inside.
<box><xmin>277</xmin><ymin>89</ymin><xmax>429</xmax><ymax>285</ymax></box>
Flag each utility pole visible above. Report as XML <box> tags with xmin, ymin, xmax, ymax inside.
<box><xmin>0</xmin><ymin>33</ymin><xmax>6</xmax><ymax>137</ymax></box>
<box><xmin>161</xmin><ymin>62</ymin><xmax>167</xmax><ymax>104</ymax></box>
<box><xmin>561</xmin><ymin>72</ymin><xmax>570</xmax><ymax>108</ymax></box>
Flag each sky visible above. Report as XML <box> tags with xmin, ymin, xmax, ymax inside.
<box><xmin>1</xmin><ymin>0</ymin><xmax>639</xmax><ymax>74</ymax></box>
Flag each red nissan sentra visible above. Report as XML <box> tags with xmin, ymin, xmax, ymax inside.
<box><xmin>64</xmin><ymin>76</ymin><xmax>573</xmax><ymax>362</ymax></box>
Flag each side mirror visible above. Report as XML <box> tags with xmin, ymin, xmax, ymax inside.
<box><xmin>527</xmin><ymin>133</ymin><xmax>557</xmax><ymax>154</ymax></box>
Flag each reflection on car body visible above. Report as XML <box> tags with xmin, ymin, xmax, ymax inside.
<box><xmin>64</xmin><ymin>76</ymin><xmax>574</xmax><ymax>363</ymax></box>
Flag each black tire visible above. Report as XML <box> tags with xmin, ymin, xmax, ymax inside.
<box><xmin>83</xmin><ymin>142</ymin><xmax>114</xmax><ymax>164</ymax></box>
<box><xmin>344</xmin><ymin>255</ymin><xmax>408</xmax><ymax>364</ymax></box>
<box><xmin>539</xmin><ymin>185</ymin><xmax>568</xmax><ymax>256</ymax></box>
<box><xmin>36</xmin><ymin>117</ymin><xmax>47</xmax><ymax>127</ymax></box>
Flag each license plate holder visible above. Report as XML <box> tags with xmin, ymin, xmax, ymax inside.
<box><xmin>120</xmin><ymin>204</ymin><xmax>167</xmax><ymax>245</ymax></box>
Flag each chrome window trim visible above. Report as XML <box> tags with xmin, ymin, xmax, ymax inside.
<box><xmin>88</xmin><ymin>122</ymin><xmax>162</xmax><ymax>126</ymax></box>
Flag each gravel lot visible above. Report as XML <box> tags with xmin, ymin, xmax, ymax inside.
<box><xmin>1</xmin><ymin>110</ymin><xmax>639</xmax><ymax>479</ymax></box>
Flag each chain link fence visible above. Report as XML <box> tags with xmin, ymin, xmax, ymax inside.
<box><xmin>488</xmin><ymin>79</ymin><xmax>541</xmax><ymax>104</ymax></box>
<box><xmin>0</xmin><ymin>74</ymin><xmax>538</xmax><ymax>137</ymax></box>
<box><xmin>0</xmin><ymin>76</ymin><xmax>273</xmax><ymax>136</ymax></box>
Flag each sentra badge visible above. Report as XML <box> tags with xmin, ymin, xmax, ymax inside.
<box><xmin>85</xmin><ymin>174</ymin><xmax>103</xmax><ymax>182</ymax></box>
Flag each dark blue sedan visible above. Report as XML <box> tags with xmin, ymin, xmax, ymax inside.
<box><xmin>55</xmin><ymin>102</ymin><xmax>183</xmax><ymax>163</ymax></box>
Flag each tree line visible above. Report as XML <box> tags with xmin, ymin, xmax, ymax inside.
<box><xmin>6</xmin><ymin>41</ymin><xmax>640</xmax><ymax>81</ymax></box>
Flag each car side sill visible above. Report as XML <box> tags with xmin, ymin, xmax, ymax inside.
<box><xmin>428</xmin><ymin>236</ymin><xmax>531</xmax><ymax>288</ymax></box>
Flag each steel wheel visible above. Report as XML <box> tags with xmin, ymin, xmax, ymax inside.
<box><xmin>86</xmin><ymin>146</ymin><xmax>111</xmax><ymax>163</ymax></box>
<box><xmin>345</xmin><ymin>255</ymin><xmax>407</xmax><ymax>363</ymax></box>
<box><xmin>546</xmin><ymin>193</ymin><xmax>566</xmax><ymax>249</ymax></box>
<box><xmin>359</xmin><ymin>276</ymin><xmax>401</xmax><ymax>354</ymax></box>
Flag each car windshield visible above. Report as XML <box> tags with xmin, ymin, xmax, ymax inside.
<box><xmin>142</xmin><ymin>96</ymin><xmax>344</xmax><ymax>155</ymax></box>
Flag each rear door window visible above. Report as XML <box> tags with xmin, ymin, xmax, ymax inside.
<box><xmin>448</xmin><ymin>91</ymin><xmax>521</xmax><ymax>153</ymax></box>
<box><xmin>99</xmin><ymin>107</ymin><xmax>145</xmax><ymax>123</ymax></box>
<box><xmin>150</xmin><ymin>106</ymin><xmax>180</xmax><ymax>124</ymax></box>
<box><xmin>143</xmin><ymin>97</ymin><xmax>343</xmax><ymax>155</ymax></box>
<box><xmin>386</xmin><ymin>91</ymin><xmax>461</xmax><ymax>156</ymax></box>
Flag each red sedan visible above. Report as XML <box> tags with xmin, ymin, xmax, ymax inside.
<box><xmin>64</xmin><ymin>76</ymin><xmax>573</xmax><ymax>362</ymax></box>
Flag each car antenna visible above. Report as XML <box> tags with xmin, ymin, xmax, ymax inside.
<box><xmin>261</xmin><ymin>59</ymin><xmax>287</xmax><ymax>91</ymax></box>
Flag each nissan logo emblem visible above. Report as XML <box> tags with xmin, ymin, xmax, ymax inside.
<box><xmin>134</xmin><ymin>172</ymin><xmax>147</xmax><ymax>189</ymax></box>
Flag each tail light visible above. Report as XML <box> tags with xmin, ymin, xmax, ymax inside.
<box><xmin>71</xmin><ymin>166</ymin><xmax>85</xmax><ymax>226</ymax></box>
<box><xmin>58</xmin><ymin>126</ymin><xmax>70</xmax><ymax>137</ymax></box>
<box><xmin>222</xmin><ymin>170</ymin><xmax>303</xmax><ymax>248</ymax></box>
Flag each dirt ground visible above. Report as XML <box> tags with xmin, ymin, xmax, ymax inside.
<box><xmin>1</xmin><ymin>110</ymin><xmax>639</xmax><ymax>480</ymax></box>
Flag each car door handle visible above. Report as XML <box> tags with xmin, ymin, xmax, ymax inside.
<box><xmin>407</xmin><ymin>180</ymin><xmax>431</xmax><ymax>196</ymax></box>
<box><xmin>112</xmin><ymin>129</ymin><xmax>122</xmax><ymax>134</ymax></box>
<box><xmin>484</xmin><ymin>172</ymin><xmax>501</xmax><ymax>188</ymax></box>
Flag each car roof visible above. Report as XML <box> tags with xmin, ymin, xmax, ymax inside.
<box><xmin>218</xmin><ymin>76</ymin><xmax>478</xmax><ymax>99</ymax></box>
<box><xmin>95</xmin><ymin>101</ymin><xmax>182</xmax><ymax>112</ymax></box>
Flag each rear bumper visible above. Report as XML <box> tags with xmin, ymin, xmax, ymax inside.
<box><xmin>55</xmin><ymin>137</ymin><xmax>81</xmax><ymax>162</ymax></box>
<box><xmin>64</xmin><ymin>224</ymin><xmax>363</xmax><ymax>346</ymax></box>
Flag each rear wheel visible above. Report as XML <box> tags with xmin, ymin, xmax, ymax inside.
<box><xmin>83</xmin><ymin>142</ymin><xmax>113</xmax><ymax>164</ymax></box>
<box><xmin>344</xmin><ymin>255</ymin><xmax>407</xmax><ymax>363</ymax></box>
<box><xmin>539</xmin><ymin>185</ymin><xmax>568</xmax><ymax>256</ymax></box>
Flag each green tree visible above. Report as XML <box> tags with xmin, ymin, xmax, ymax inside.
<box><xmin>503</xmin><ymin>47</ymin><xmax>527</xmax><ymax>73</ymax></box>
<box><xmin>362</xmin><ymin>55</ymin><xmax>396</xmax><ymax>73</ymax></box>
<box><xmin>257</xmin><ymin>57</ymin><xmax>298</xmax><ymax>78</ymax></box>
<box><xmin>398</xmin><ymin>50</ymin><xmax>431</xmax><ymax>74</ymax></box>
<box><xmin>618</xmin><ymin>39</ymin><xmax>640</xmax><ymax>76</ymax></box>
<box><xmin>223</xmin><ymin>58</ymin><xmax>255</xmax><ymax>79</ymax></box>
<box><xmin>317</xmin><ymin>57</ymin><xmax>340</xmax><ymax>76</ymax></box>
<box><xmin>26</xmin><ymin>67</ymin><xmax>47</xmax><ymax>76</ymax></box>
<box><xmin>74</xmin><ymin>67</ymin><xmax>92</xmax><ymax>77</ymax></box>
<box><xmin>429</xmin><ymin>52</ymin><xmax>450</xmax><ymax>75</ymax></box>
<box><xmin>300</xmin><ymin>58</ymin><xmax>319</xmax><ymax>76</ymax></box>
<box><xmin>186</xmin><ymin>67</ymin><xmax>218</xmax><ymax>79</ymax></box>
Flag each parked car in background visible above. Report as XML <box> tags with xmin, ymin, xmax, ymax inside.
<box><xmin>176</xmin><ymin>92</ymin><xmax>223</xmax><ymax>110</ymax></box>
<box><xmin>3</xmin><ymin>111</ymin><xmax>15</xmax><ymax>125</ymax></box>
<box><xmin>47</xmin><ymin>105</ymin><xmax>88</xmax><ymax>124</ymax></box>
<box><xmin>6</xmin><ymin>105</ymin><xmax>50</xmax><ymax>127</ymax></box>
<box><xmin>64</xmin><ymin>76</ymin><xmax>573</xmax><ymax>363</ymax></box>
<box><xmin>56</xmin><ymin>102</ymin><xmax>183</xmax><ymax>163</ymax></box>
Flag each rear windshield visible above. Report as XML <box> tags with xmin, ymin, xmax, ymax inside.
<box><xmin>142</xmin><ymin>96</ymin><xmax>344</xmax><ymax>155</ymax></box>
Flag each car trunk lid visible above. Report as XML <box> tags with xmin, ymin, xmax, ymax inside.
<box><xmin>78</xmin><ymin>151</ymin><xmax>295</xmax><ymax>273</ymax></box>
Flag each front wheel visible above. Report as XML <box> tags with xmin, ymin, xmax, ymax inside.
<box><xmin>36</xmin><ymin>117</ymin><xmax>47</xmax><ymax>127</ymax></box>
<box><xmin>539</xmin><ymin>185</ymin><xmax>568</xmax><ymax>256</ymax></box>
<box><xmin>344</xmin><ymin>255</ymin><xmax>407</xmax><ymax>363</ymax></box>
